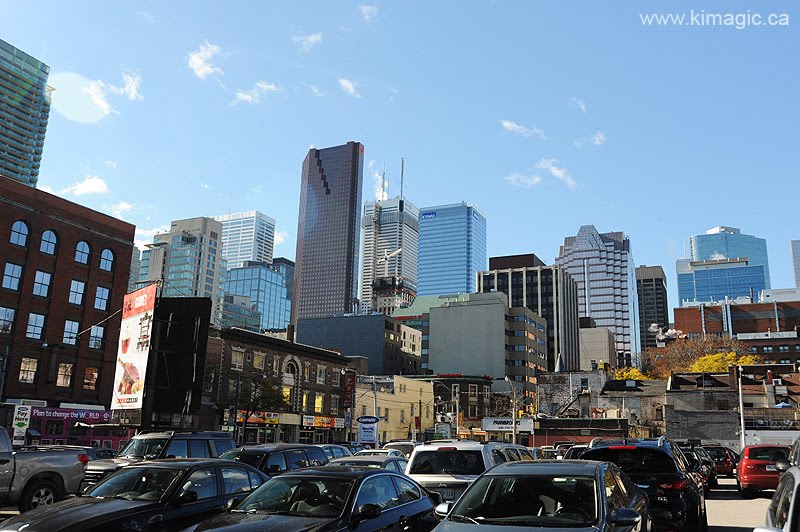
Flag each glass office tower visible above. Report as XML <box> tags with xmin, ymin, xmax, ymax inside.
<box><xmin>213</xmin><ymin>211</ymin><xmax>276</xmax><ymax>269</ymax></box>
<box><xmin>689</xmin><ymin>226</ymin><xmax>771</xmax><ymax>288</ymax></box>
<box><xmin>676</xmin><ymin>258</ymin><xmax>766</xmax><ymax>305</ymax></box>
<box><xmin>417</xmin><ymin>202</ymin><xmax>487</xmax><ymax>296</ymax></box>
<box><xmin>0</xmin><ymin>38</ymin><xmax>52</xmax><ymax>187</ymax></box>
<box><xmin>292</xmin><ymin>142</ymin><xmax>364</xmax><ymax>323</ymax></box>
<box><xmin>556</xmin><ymin>225</ymin><xmax>641</xmax><ymax>368</ymax></box>
<box><xmin>636</xmin><ymin>265</ymin><xmax>669</xmax><ymax>349</ymax></box>
<box><xmin>225</xmin><ymin>258</ymin><xmax>293</xmax><ymax>331</ymax></box>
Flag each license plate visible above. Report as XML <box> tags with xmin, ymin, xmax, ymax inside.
<box><xmin>437</xmin><ymin>488</ymin><xmax>455</xmax><ymax>500</ymax></box>
<box><xmin>767</xmin><ymin>465</ymin><xmax>777</xmax><ymax>471</ymax></box>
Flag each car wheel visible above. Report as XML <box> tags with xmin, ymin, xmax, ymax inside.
<box><xmin>19</xmin><ymin>479</ymin><xmax>61</xmax><ymax>512</ymax></box>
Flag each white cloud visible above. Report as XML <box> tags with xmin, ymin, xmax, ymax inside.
<box><xmin>109</xmin><ymin>201</ymin><xmax>135</xmax><ymax>219</ymax></box>
<box><xmin>233</xmin><ymin>81</ymin><xmax>282</xmax><ymax>104</ymax></box>
<box><xmin>81</xmin><ymin>71</ymin><xmax>143</xmax><ymax>117</ymax></box>
<box><xmin>188</xmin><ymin>41</ymin><xmax>224</xmax><ymax>79</ymax></box>
<box><xmin>386</xmin><ymin>87</ymin><xmax>398</xmax><ymax>102</ymax></box>
<box><xmin>200</xmin><ymin>183</ymin><xmax>212</xmax><ymax>190</ymax></box>
<box><xmin>274</xmin><ymin>230</ymin><xmax>288</xmax><ymax>245</ymax></box>
<box><xmin>83</xmin><ymin>80</ymin><xmax>115</xmax><ymax>116</ymax></box>
<box><xmin>499</xmin><ymin>119</ymin><xmax>547</xmax><ymax>139</ymax></box>
<box><xmin>338</xmin><ymin>78</ymin><xmax>360</xmax><ymax>97</ymax></box>
<box><xmin>359</xmin><ymin>4</ymin><xmax>378</xmax><ymax>22</ymax></box>
<box><xmin>108</xmin><ymin>71</ymin><xmax>143</xmax><ymax>100</ymax></box>
<box><xmin>292</xmin><ymin>32</ymin><xmax>322</xmax><ymax>53</ymax></box>
<box><xmin>104</xmin><ymin>160</ymin><xmax>117</xmax><ymax>169</ymax></box>
<box><xmin>590</xmin><ymin>131</ymin><xmax>607</xmax><ymax>145</ymax></box>
<box><xmin>571</xmin><ymin>96</ymin><xmax>587</xmax><ymax>112</ymax></box>
<box><xmin>368</xmin><ymin>160</ymin><xmax>387</xmax><ymax>201</ymax></box>
<box><xmin>62</xmin><ymin>175</ymin><xmax>111</xmax><ymax>196</ymax></box>
<box><xmin>134</xmin><ymin>224</ymin><xmax>170</xmax><ymax>251</ymax></box>
<box><xmin>137</xmin><ymin>11</ymin><xmax>157</xmax><ymax>23</ymax></box>
<box><xmin>503</xmin><ymin>173</ymin><xmax>542</xmax><ymax>189</ymax></box>
<box><xmin>301</xmin><ymin>82</ymin><xmax>326</xmax><ymax>96</ymax></box>
<box><xmin>536</xmin><ymin>158</ymin><xmax>577</xmax><ymax>189</ymax></box>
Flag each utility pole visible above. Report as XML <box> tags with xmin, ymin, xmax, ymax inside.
<box><xmin>511</xmin><ymin>385</ymin><xmax>517</xmax><ymax>445</ymax></box>
<box><xmin>455</xmin><ymin>390</ymin><xmax>460</xmax><ymax>440</ymax></box>
<box><xmin>738</xmin><ymin>366</ymin><xmax>746</xmax><ymax>451</ymax></box>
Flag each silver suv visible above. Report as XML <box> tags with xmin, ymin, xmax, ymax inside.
<box><xmin>405</xmin><ymin>440</ymin><xmax>533</xmax><ymax>502</ymax></box>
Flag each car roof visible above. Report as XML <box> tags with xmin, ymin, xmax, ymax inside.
<box><xmin>415</xmin><ymin>440</ymin><xmax>505</xmax><ymax>450</ymax></box>
<box><xmin>130</xmin><ymin>458</ymin><xmax>235</xmax><ymax>468</ymax></box>
<box><xmin>487</xmin><ymin>459</ymin><xmax>604</xmax><ymax>476</ymax></box>
<box><xmin>133</xmin><ymin>431</ymin><xmax>232</xmax><ymax>439</ymax></box>
<box><xmin>329</xmin><ymin>456</ymin><xmax>399</xmax><ymax>464</ymax></box>
<box><xmin>233</xmin><ymin>443</ymin><xmax>315</xmax><ymax>452</ymax></box>
<box><xmin>278</xmin><ymin>466</ymin><xmax>397</xmax><ymax>478</ymax></box>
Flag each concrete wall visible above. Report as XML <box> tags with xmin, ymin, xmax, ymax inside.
<box><xmin>579</xmin><ymin>327</ymin><xmax>615</xmax><ymax>370</ymax></box>
<box><xmin>537</xmin><ymin>371</ymin><xmax>607</xmax><ymax>417</ymax></box>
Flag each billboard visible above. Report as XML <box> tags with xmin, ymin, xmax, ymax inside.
<box><xmin>342</xmin><ymin>371</ymin><xmax>356</xmax><ymax>408</ymax></box>
<box><xmin>481</xmin><ymin>417</ymin><xmax>534</xmax><ymax>432</ymax></box>
<box><xmin>111</xmin><ymin>284</ymin><xmax>157</xmax><ymax>410</ymax></box>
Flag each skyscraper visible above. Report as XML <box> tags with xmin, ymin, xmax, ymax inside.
<box><xmin>417</xmin><ymin>202</ymin><xmax>487</xmax><ymax>296</ymax></box>
<box><xmin>636</xmin><ymin>265</ymin><xmax>669</xmax><ymax>350</ymax></box>
<box><xmin>360</xmin><ymin>197</ymin><xmax>419</xmax><ymax>313</ymax></box>
<box><xmin>676</xmin><ymin>257</ymin><xmax>766</xmax><ymax>305</ymax></box>
<box><xmin>689</xmin><ymin>226</ymin><xmax>771</xmax><ymax>288</ymax></box>
<box><xmin>292</xmin><ymin>142</ymin><xmax>364</xmax><ymax>323</ymax></box>
<box><xmin>0</xmin><ymin>39</ymin><xmax>52</xmax><ymax>187</ymax></box>
<box><xmin>213</xmin><ymin>210</ymin><xmax>276</xmax><ymax>269</ymax></box>
<box><xmin>555</xmin><ymin>225</ymin><xmax>641</xmax><ymax>368</ymax></box>
<box><xmin>137</xmin><ymin>217</ymin><xmax>227</xmax><ymax>325</ymax></box>
<box><xmin>225</xmin><ymin>258</ymin><xmax>294</xmax><ymax>331</ymax></box>
<box><xmin>792</xmin><ymin>241</ymin><xmax>800</xmax><ymax>289</ymax></box>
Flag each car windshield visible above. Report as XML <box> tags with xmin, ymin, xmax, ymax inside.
<box><xmin>703</xmin><ymin>447</ymin><xmax>727</xmax><ymax>460</ymax></box>
<box><xmin>237</xmin><ymin>477</ymin><xmax>354</xmax><ymax>518</ymax></box>
<box><xmin>117</xmin><ymin>438</ymin><xmax>168</xmax><ymax>459</ymax></box>
<box><xmin>221</xmin><ymin>450</ymin><xmax>263</xmax><ymax>469</ymax></box>
<box><xmin>582</xmin><ymin>448</ymin><xmax>677</xmax><ymax>475</ymax></box>
<box><xmin>408</xmin><ymin>450</ymin><xmax>485</xmax><ymax>475</ymax></box>
<box><xmin>87</xmin><ymin>466</ymin><xmax>181</xmax><ymax>501</ymax></box>
<box><xmin>747</xmin><ymin>447</ymin><xmax>789</xmax><ymax>461</ymax></box>
<box><xmin>450</xmin><ymin>474</ymin><xmax>598</xmax><ymax>527</ymax></box>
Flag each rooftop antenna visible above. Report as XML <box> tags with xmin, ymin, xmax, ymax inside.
<box><xmin>400</xmin><ymin>158</ymin><xmax>405</xmax><ymax>200</ymax></box>
<box><xmin>381</xmin><ymin>163</ymin><xmax>387</xmax><ymax>201</ymax></box>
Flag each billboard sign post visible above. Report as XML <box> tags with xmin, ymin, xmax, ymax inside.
<box><xmin>357</xmin><ymin>415</ymin><xmax>380</xmax><ymax>448</ymax></box>
<box><xmin>111</xmin><ymin>284</ymin><xmax>157</xmax><ymax>412</ymax></box>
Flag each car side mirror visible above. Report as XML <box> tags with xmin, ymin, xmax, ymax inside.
<box><xmin>776</xmin><ymin>459</ymin><xmax>791</xmax><ymax>472</ymax></box>
<box><xmin>179</xmin><ymin>490</ymin><xmax>198</xmax><ymax>504</ymax></box>
<box><xmin>225</xmin><ymin>497</ymin><xmax>236</xmax><ymax>510</ymax></box>
<box><xmin>428</xmin><ymin>490</ymin><xmax>443</xmax><ymax>506</ymax></box>
<box><xmin>435</xmin><ymin>502</ymin><xmax>452</xmax><ymax>518</ymax></box>
<box><xmin>355</xmin><ymin>503</ymin><xmax>382</xmax><ymax>522</ymax></box>
<box><xmin>613</xmin><ymin>508</ymin><xmax>642</xmax><ymax>526</ymax></box>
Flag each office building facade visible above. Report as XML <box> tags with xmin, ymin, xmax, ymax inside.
<box><xmin>555</xmin><ymin>225</ymin><xmax>641</xmax><ymax>368</ymax></box>
<box><xmin>213</xmin><ymin>211</ymin><xmax>276</xmax><ymax>269</ymax></box>
<box><xmin>224</xmin><ymin>259</ymin><xmax>293</xmax><ymax>332</ymax></box>
<box><xmin>0</xmin><ymin>39</ymin><xmax>52</xmax><ymax>187</ymax></box>
<box><xmin>689</xmin><ymin>226</ymin><xmax>771</xmax><ymax>288</ymax></box>
<box><xmin>477</xmin><ymin>254</ymin><xmax>580</xmax><ymax>371</ymax></box>
<box><xmin>417</xmin><ymin>202</ymin><xmax>486</xmax><ymax>296</ymax></box>
<box><xmin>636</xmin><ymin>265</ymin><xmax>669</xmax><ymax>349</ymax></box>
<box><xmin>292</xmin><ymin>142</ymin><xmax>364</xmax><ymax>323</ymax></box>
<box><xmin>792</xmin><ymin>241</ymin><xmax>800</xmax><ymax>289</ymax></box>
<box><xmin>360</xmin><ymin>197</ymin><xmax>419</xmax><ymax>313</ymax></box>
<box><xmin>676</xmin><ymin>257</ymin><xmax>767</xmax><ymax>306</ymax></box>
<box><xmin>138</xmin><ymin>217</ymin><xmax>227</xmax><ymax>326</ymax></box>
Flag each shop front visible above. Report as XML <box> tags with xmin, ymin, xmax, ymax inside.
<box><xmin>302</xmin><ymin>415</ymin><xmax>346</xmax><ymax>444</ymax></box>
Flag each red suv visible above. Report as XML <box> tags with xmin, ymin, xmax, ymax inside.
<box><xmin>737</xmin><ymin>444</ymin><xmax>790</xmax><ymax>498</ymax></box>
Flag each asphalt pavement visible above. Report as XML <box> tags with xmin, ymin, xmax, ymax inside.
<box><xmin>707</xmin><ymin>477</ymin><xmax>772</xmax><ymax>532</ymax></box>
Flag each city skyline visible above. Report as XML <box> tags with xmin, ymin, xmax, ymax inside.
<box><xmin>2</xmin><ymin>2</ymin><xmax>797</xmax><ymax>322</ymax></box>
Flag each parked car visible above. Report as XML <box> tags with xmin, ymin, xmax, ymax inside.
<box><xmin>680</xmin><ymin>445</ymin><xmax>717</xmax><ymax>493</ymax></box>
<box><xmin>737</xmin><ymin>444</ymin><xmax>791</xmax><ymax>498</ymax></box>
<box><xmin>702</xmin><ymin>445</ymin><xmax>738</xmax><ymax>478</ymax></box>
<box><xmin>20</xmin><ymin>444</ymin><xmax>117</xmax><ymax>461</ymax></box>
<box><xmin>754</xmin><ymin>463</ymin><xmax>800</xmax><ymax>532</ymax></box>
<box><xmin>694</xmin><ymin>447</ymin><xmax>719</xmax><ymax>488</ymax></box>
<box><xmin>383</xmin><ymin>441</ymin><xmax>418</xmax><ymax>458</ymax></box>
<box><xmin>405</xmin><ymin>440</ymin><xmax>533</xmax><ymax>503</ymax></box>
<box><xmin>319</xmin><ymin>444</ymin><xmax>353</xmax><ymax>461</ymax></box>
<box><xmin>81</xmin><ymin>430</ymin><xmax>235</xmax><ymax>491</ymax></box>
<box><xmin>433</xmin><ymin>459</ymin><xmax>653</xmax><ymax>531</ymax></box>
<box><xmin>355</xmin><ymin>448</ymin><xmax>405</xmax><ymax>457</ymax></box>
<box><xmin>184</xmin><ymin>465</ymin><xmax>441</xmax><ymax>531</ymax></box>
<box><xmin>562</xmin><ymin>444</ymin><xmax>588</xmax><ymax>460</ymax></box>
<box><xmin>0</xmin><ymin>427</ymin><xmax>89</xmax><ymax>512</ymax></box>
<box><xmin>328</xmin><ymin>454</ymin><xmax>409</xmax><ymax>473</ymax></box>
<box><xmin>0</xmin><ymin>458</ymin><xmax>268</xmax><ymax>532</ymax></box>
<box><xmin>220</xmin><ymin>443</ymin><xmax>328</xmax><ymax>477</ymax></box>
<box><xmin>581</xmin><ymin>437</ymin><xmax>707</xmax><ymax>532</ymax></box>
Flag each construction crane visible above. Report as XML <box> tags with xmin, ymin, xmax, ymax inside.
<box><xmin>377</xmin><ymin>247</ymin><xmax>403</xmax><ymax>277</ymax></box>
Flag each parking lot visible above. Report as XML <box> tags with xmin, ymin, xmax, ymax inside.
<box><xmin>708</xmin><ymin>478</ymin><xmax>772</xmax><ymax>532</ymax></box>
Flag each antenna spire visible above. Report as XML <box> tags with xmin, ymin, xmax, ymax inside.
<box><xmin>400</xmin><ymin>158</ymin><xmax>404</xmax><ymax>200</ymax></box>
<box><xmin>382</xmin><ymin>162</ymin><xmax>387</xmax><ymax>201</ymax></box>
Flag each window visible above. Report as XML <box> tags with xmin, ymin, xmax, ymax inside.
<box><xmin>183</xmin><ymin>468</ymin><xmax>218</xmax><ymax>499</ymax></box>
<box><xmin>10</xmin><ymin>221</ymin><xmax>28</xmax><ymax>246</ymax></box>
<box><xmin>94</xmin><ymin>286</ymin><xmax>110</xmax><ymax>310</ymax></box>
<box><xmin>45</xmin><ymin>420</ymin><xmax>63</xmax><ymax>436</ymax></box>
<box><xmin>69</xmin><ymin>280</ymin><xmax>86</xmax><ymax>305</ymax></box>
<box><xmin>0</xmin><ymin>307</ymin><xmax>15</xmax><ymax>334</ymax></box>
<box><xmin>190</xmin><ymin>440</ymin><xmax>209</xmax><ymax>458</ymax></box>
<box><xmin>56</xmin><ymin>363</ymin><xmax>73</xmax><ymax>387</ymax></box>
<box><xmin>253</xmin><ymin>352</ymin><xmax>265</xmax><ymax>370</ymax></box>
<box><xmin>26</xmin><ymin>313</ymin><xmax>45</xmax><ymax>339</ymax></box>
<box><xmin>332</xmin><ymin>371</ymin><xmax>340</xmax><ymax>386</ymax></box>
<box><xmin>469</xmin><ymin>384</ymin><xmax>477</xmax><ymax>398</ymax></box>
<box><xmin>392</xmin><ymin>476</ymin><xmax>421</xmax><ymax>504</ymax></box>
<box><xmin>764</xmin><ymin>346</ymin><xmax>774</xmax><ymax>353</ymax></box>
<box><xmin>19</xmin><ymin>357</ymin><xmax>38</xmax><ymax>383</ymax></box>
<box><xmin>769</xmin><ymin>472</ymin><xmax>795</xmax><ymax>528</ymax></box>
<box><xmin>75</xmin><ymin>241</ymin><xmax>90</xmax><ymax>264</ymax></box>
<box><xmin>99</xmin><ymin>249</ymin><xmax>114</xmax><ymax>271</ymax></box>
<box><xmin>63</xmin><ymin>320</ymin><xmax>80</xmax><ymax>345</ymax></box>
<box><xmin>2</xmin><ymin>263</ymin><xmax>23</xmax><ymax>290</ymax></box>
<box><xmin>317</xmin><ymin>367</ymin><xmax>326</xmax><ymax>384</ymax></box>
<box><xmin>356</xmin><ymin>475</ymin><xmax>400</xmax><ymax>511</ymax></box>
<box><xmin>231</xmin><ymin>350</ymin><xmax>244</xmax><ymax>370</ymax></box>
<box><xmin>83</xmin><ymin>367</ymin><xmax>98</xmax><ymax>390</ymax></box>
<box><xmin>40</xmin><ymin>230</ymin><xmax>57</xmax><ymax>254</ymax></box>
<box><xmin>330</xmin><ymin>395</ymin><xmax>339</xmax><ymax>415</ymax></box>
<box><xmin>221</xmin><ymin>466</ymin><xmax>253</xmax><ymax>495</ymax></box>
<box><xmin>89</xmin><ymin>325</ymin><xmax>105</xmax><ymax>349</ymax></box>
<box><xmin>33</xmin><ymin>271</ymin><xmax>52</xmax><ymax>297</ymax></box>
<box><xmin>165</xmin><ymin>439</ymin><xmax>189</xmax><ymax>458</ymax></box>
<box><xmin>314</xmin><ymin>393</ymin><xmax>324</xmax><ymax>412</ymax></box>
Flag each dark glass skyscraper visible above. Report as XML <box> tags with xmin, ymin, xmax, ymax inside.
<box><xmin>636</xmin><ymin>265</ymin><xmax>669</xmax><ymax>349</ymax></box>
<box><xmin>0</xmin><ymin>39</ymin><xmax>51</xmax><ymax>187</ymax></box>
<box><xmin>292</xmin><ymin>142</ymin><xmax>364</xmax><ymax>323</ymax></box>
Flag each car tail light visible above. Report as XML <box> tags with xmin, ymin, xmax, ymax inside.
<box><xmin>659</xmin><ymin>479</ymin><xmax>690</xmax><ymax>491</ymax></box>
<box><xmin>437</xmin><ymin>447</ymin><xmax>457</xmax><ymax>451</ymax></box>
<box><xmin>608</xmin><ymin>446</ymin><xmax>637</xmax><ymax>450</ymax></box>
<box><xmin>78</xmin><ymin>453</ymin><xmax>90</xmax><ymax>465</ymax></box>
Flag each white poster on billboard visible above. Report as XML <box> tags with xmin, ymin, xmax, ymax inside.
<box><xmin>111</xmin><ymin>283</ymin><xmax>157</xmax><ymax>411</ymax></box>
<box><xmin>481</xmin><ymin>417</ymin><xmax>534</xmax><ymax>432</ymax></box>
<box><xmin>11</xmin><ymin>405</ymin><xmax>31</xmax><ymax>446</ymax></box>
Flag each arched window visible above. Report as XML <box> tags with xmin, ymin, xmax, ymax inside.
<box><xmin>75</xmin><ymin>241</ymin><xmax>90</xmax><ymax>264</ymax></box>
<box><xmin>10</xmin><ymin>221</ymin><xmax>28</xmax><ymax>247</ymax></box>
<box><xmin>99</xmin><ymin>249</ymin><xmax>114</xmax><ymax>272</ymax></box>
<box><xmin>40</xmin><ymin>230</ymin><xmax>58</xmax><ymax>255</ymax></box>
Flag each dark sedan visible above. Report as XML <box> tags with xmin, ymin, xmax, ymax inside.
<box><xmin>0</xmin><ymin>459</ymin><xmax>268</xmax><ymax>532</ymax></box>
<box><xmin>184</xmin><ymin>466</ymin><xmax>441</xmax><ymax>532</ymax></box>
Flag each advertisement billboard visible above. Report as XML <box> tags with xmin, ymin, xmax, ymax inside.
<box><xmin>111</xmin><ymin>283</ymin><xmax>157</xmax><ymax>411</ymax></box>
<box><xmin>481</xmin><ymin>417</ymin><xmax>534</xmax><ymax>432</ymax></box>
<box><xmin>357</xmin><ymin>415</ymin><xmax>379</xmax><ymax>447</ymax></box>
<box><xmin>12</xmin><ymin>405</ymin><xmax>31</xmax><ymax>446</ymax></box>
<box><xmin>342</xmin><ymin>371</ymin><xmax>356</xmax><ymax>408</ymax></box>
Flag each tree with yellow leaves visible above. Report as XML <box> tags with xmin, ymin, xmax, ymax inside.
<box><xmin>614</xmin><ymin>367</ymin><xmax>653</xmax><ymax>381</ymax></box>
<box><xmin>687</xmin><ymin>352</ymin><xmax>762</xmax><ymax>373</ymax></box>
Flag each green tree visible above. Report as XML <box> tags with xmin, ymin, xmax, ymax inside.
<box><xmin>687</xmin><ymin>352</ymin><xmax>762</xmax><ymax>372</ymax></box>
<box><xmin>229</xmin><ymin>367</ymin><xmax>290</xmax><ymax>439</ymax></box>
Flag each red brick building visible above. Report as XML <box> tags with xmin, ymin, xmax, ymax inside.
<box><xmin>0</xmin><ymin>176</ymin><xmax>135</xmax><ymax>408</ymax></box>
<box><xmin>674</xmin><ymin>302</ymin><xmax>800</xmax><ymax>364</ymax></box>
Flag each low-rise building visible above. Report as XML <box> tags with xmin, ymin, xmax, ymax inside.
<box><xmin>598</xmin><ymin>379</ymin><xmax>667</xmax><ymax>437</ymax></box>
<box><xmin>350</xmin><ymin>375</ymin><xmax>434</xmax><ymax>444</ymax></box>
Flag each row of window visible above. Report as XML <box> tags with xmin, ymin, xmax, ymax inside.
<box><xmin>19</xmin><ymin>357</ymin><xmax>99</xmax><ymax>389</ymax></box>
<box><xmin>229</xmin><ymin>350</ymin><xmax>342</xmax><ymax>386</ymax></box>
<box><xmin>9</xmin><ymin>221</ymin><xmax>116</xmax><ymax>270</ymax></box>
<box><xmin>0</xmin><ymin>306</ymin><xmax>105</xmax><ymax>346</ymax></box>
<box><xmin>750</xmin><ymin>345</ymin><xmax>800</xmax><ymax>354</ymax></box>
<box><xmin>2</xmin><ymin>263</ymin><xmax>110</xmax><ymax>309</ymax></box>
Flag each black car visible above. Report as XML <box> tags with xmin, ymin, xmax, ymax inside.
<box><xmin>0</xmin><ymin>459</ymin><xmax>268</xmax><ymax>532</ymax></box>
<box><xmin>185</xmin><ymin>466</ymin><xmax>441</xmax><ymax>532</ymax></box>
<box><xmin>433</xmin><ymin>460</ymin><xmax>652</xmax><ymax>531</ymax></box>
<box><xmin>328</xmin><ymin>455</ymin><xmax>409</xmax><ymax>474</ymax></box>
<box><xmin>680</xmin><ymin>446</ymin><xmax>717</xmax><ymax>490</ymax></box>
<box><xmin>582</xmin><ymin>437</ymin><xmax>707</xmax><ymax>532</ymax></box>
<box><xmin>220</xmin><ymin>443</ymin><xmax>328</xmax><ymax>477</ymax></box>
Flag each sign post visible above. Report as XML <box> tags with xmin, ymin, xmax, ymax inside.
<box><xmin>357</xmin><ymin>415</ymin><xmax>380</xmax><ymax>448</ymax></box>
<box><xmin>11</xmin><ymin>405</ymin><xmax>31</xmax><ymax>447</ymax></box>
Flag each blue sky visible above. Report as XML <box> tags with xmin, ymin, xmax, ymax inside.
<box><xmin>2</xmin><ymin>1</ymin><xmax>798</xmax><ymax>319</ymax></box>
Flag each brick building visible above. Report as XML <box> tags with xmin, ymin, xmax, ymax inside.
<box><xmin>0</xmin><ymin>176</ymin><xmax>135</xmax><ymax>408</ymax></box>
